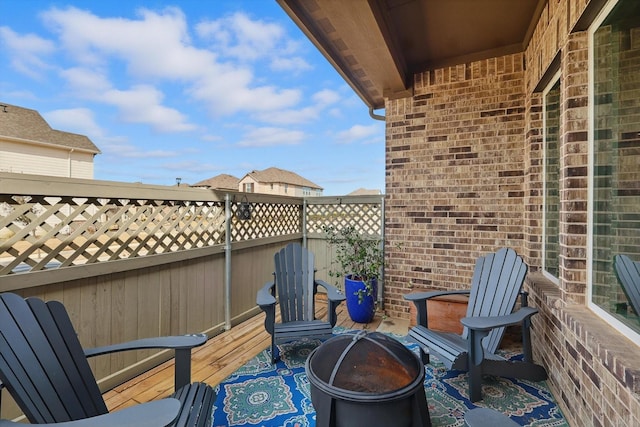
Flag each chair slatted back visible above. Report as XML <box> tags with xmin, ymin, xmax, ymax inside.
<box><xmin>463</xmin><ymin>248</ymin><xmax>528</xmax><ymax>352</ymax></box>
<box><xmin>614</xmin><ymin>254</ymin><xmax>640</xmax><ymax>316</ymax></box>
<box><xmin>0</xmin><ymin>293</ymin><xmax>108</xmax><ymax>423</ymax></box>
<box><xmin>274</xmin><ymin>243</ymin><xmax>315</xmax><ymax>323</ymax></box>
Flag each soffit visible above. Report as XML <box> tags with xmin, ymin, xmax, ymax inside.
<box><xmin>278</xmin><ymin>0</ymin><xmax>546</xmax><ymax>110</ymax></box>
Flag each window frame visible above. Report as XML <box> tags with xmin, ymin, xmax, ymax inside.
<box><xmin>587</xmin><ymin>0</ymin><xmax>639</xmax><ymax>342</ymax></box>
<box><xmin>542</xmin><ymin>71</ymin><xmax>562</xmax><ymax>285</ymax></box>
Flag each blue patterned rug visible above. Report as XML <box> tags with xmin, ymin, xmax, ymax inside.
<box><xmin>212</xmin><ymin>329</ymin><xmax>567</xmax><ymax>426</ymax></box>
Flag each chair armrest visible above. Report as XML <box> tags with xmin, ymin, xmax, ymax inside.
<box><xmin>256</xmin><ymin>281</ymin><xmax>276</xmax><ymax>307</ymax></box>
<box><xmin>314</xmin><ymin>279</ymin><xmax>346</xmax><ymax>302</ymax></box>
<box><xmin>84</xmin><ymin>334</ymin><xmax>207</xmax><ymax>358</ymax></box>
<box><xmin>257</xmin><ymin>282</ymin><xmax>276</xmax><ymax>335</ymax></box>
<box><xmin>460</xmin><ymin>306</ymin><xmax>539</xmax><ymax>331</ymax></box>
<box><xmin>0</xmin><ymin>399</ymin><xmax>180</xmax><ymax>427</ymax></box>
<box><xmin>404</xmin><ymin>289</ymin><xmax>470</xmax><ymax>302</ymax></box>
<box><xmin>85</xmin><ymin>334</ymin><xmax>207</xmax><ymax>391</ymax></box>
<box><xmin>314</xmin><ymin>279</ymin><xmax>345</xmax><ymax>327</ymax></box>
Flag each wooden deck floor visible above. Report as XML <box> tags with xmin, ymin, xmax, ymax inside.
<box><xmin>103</xmin><ymin>300</ymin><xmax>409</xmax><ymax>412</ymax></box>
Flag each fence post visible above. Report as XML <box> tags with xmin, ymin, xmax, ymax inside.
<box><xmin>302</xmin><ymin>198</ymin><xmax>308</xmax><ymax>248</ymax></box>
<box><xmin>379</xmin><ymin>195</ymin><xmax>385</xmax><ymax>309</ymax></box>
<box><xmin>224</xmin><ymin>193</ymin><xmax>232</xmax><ymax>331</ymax></box>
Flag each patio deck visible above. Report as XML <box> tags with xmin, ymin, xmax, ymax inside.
<box><xmin>103</xmin><ymin>298</ymin><xmax>408</xmax><ymax>412</ymax></box>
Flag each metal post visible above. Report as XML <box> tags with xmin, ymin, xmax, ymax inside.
<box><xmin>224</xmin><ymin>194</ymin><xmax>232</xmax><ymax>331</ymax></box>
<box><xmin>378</xmin><ymin>195</ymin><xmax>385</xmax><ymax>309</ymax></box>
<box><xmin>302</xmin><ymin>198</ymin><xmax>308</xmax><ymax>248</ymax></box>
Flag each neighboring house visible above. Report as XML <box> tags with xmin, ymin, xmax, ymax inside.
<box><xmin>0</xmin><ymin>103</ymin><xmax>100</xmax><ymax>179</ymax></box>
<box><xmin>279</xmin><ymin>0</ymin><xmax>640</xmax><ymax>425</ymax></box>
<box><xmin>192</xmin><ymin>174</ymin><xmax>241</xmax><ymax>192</ymax></box>
<box><xmin>239</xmin><ymin>167</ymin><xmax>322</xmax><ymax>196</ymax></box>
<box><xmin>196</xmin><ymin>167</ymin><xmax>323</xmax><ymax>196</ymax></box>
<box><xmin>347</xmin><ymin>188</ymin><xmax>382</xmax><ymax>196</ymax></box>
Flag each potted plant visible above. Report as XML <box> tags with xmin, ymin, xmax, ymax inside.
<box><xmin>322</xmin><ymin>225</ymin><xmax>383</xmax><ymax>323</ymax></box>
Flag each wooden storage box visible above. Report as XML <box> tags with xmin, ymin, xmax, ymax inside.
<box><xmin>409</xmin><ymin>294</ymin><xmax>469</xmax><ymax>334</ymax></box>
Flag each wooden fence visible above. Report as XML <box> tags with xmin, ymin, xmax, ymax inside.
<box><xmin>0</xmin><ymin>172</ymin><xmax>383</xmax><ymax>418</ymax></box>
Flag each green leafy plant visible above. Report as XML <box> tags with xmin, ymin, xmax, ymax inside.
<box><xmin>322</xmin><ymin>225</ymin><xmax>383</xmax><ymax>303</ymax></box>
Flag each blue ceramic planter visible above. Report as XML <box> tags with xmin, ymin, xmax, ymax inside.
<box><xmin>345</xmin><ymin>275</ymin><xmax>377</xmax><ymax>323</ymax></box>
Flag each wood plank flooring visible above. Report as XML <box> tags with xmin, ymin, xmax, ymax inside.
<box><xmin>103</xmin><ymin>299</ymin><xmax>408</xmax><ymax>412</ymax></box>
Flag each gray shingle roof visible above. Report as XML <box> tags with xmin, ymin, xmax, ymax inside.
<box><xmin>0</xmin><ymin>103</ymin><xmax>100</xmax><ymax>153</ymax></box>
<box><xmin>192</xmin><ymin>174</ymin><xmax>240</xmax><ymax>191</ymax></box>
<box><xmin>246</xmin><ymin>167</ymin><xmax>322</xmax><ymax>189</ymax></box>
<box><xmin>347</xmin><ymin>188</ymin><xmax>382</xmax><ymax>195</ymax></box>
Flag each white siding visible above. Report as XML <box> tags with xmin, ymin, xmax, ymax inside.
<box><xmin>70</xmin><ymin>154</ymin><xmax>94</xmax><ymax>179</ymax></box>
<box><xmin>0</xmin><ymin>140</ymin><xmax>94</xmax><ymax>179</ymax></box>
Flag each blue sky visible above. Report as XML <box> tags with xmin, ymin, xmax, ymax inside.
<box><xmin>0</xmin><ymin>1</ymin><xmax>385</xmax><ymax>195</ymax></box>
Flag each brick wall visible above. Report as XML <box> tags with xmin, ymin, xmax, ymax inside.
<box><xmin>385</xmin><ymin>54</ymin><xmax>527</xmax><ymax>316</ymax></box>
<box><xmin>383</xmin><ymin>0</ymin><xmax>639</xmax><ymax>425</ymax></box>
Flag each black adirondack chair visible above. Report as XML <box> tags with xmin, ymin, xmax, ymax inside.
<box><xmin>404</xmin><ymin>248</ymin><xmax>547</xmax><ymax>402</ymax></box>
<box><xmin>257</xmin><ymin>242</ymin><xmax>346</xmax><ymax>363</ymax></box>
<box><xmin>0</xmin><ymin>292</ymin><xmax>215</xmax><ymax>426</ymax></box>
<box><xmin>614</xmin><ymin>254</ymin><xmax>640</xmax><ymax>316</ymax></box>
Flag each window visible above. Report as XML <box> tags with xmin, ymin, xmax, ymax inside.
<box><xmin>243</xmin><ymin>182</ymin><xmax>254</xmax><ymax>193</ymax></box>
<box><xmin>543</xmin><ymin>76</ymin><xmax>561</xmax><ymax>281</ymax></box>
<box><xmin>590</xmin><ymin>0</ymin><xmax>640</xmax><ymax>336</ymax></box>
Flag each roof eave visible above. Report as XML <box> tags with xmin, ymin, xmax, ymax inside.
<box><xmin>277</xmin><ymin>0</ymin><xmax>405</xmax><ymax>110</ymax></box>
<box><xmin>0</xmin><ymin>135</ymin><xmax>101</xmax><ymax>155</ymax></box>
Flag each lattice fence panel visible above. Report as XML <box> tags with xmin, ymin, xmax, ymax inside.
<box><xmin>307</xmin><ymin>202</ymin><xmax>382</xmax><ymax>236</ymax></box>
<box><xmin>231</xmin><ymin>201</ymin><xmax>301</xmax><ymax>241</ymax></box>
<box><xmin>1</xmin><ymin>189</ymin><xmax>382</xmax><ymax>277</ymax></box>
<box><xmin>0</xmin><ymin>195</ymin><xmax>225</xmax><ymax>275</ymax></box>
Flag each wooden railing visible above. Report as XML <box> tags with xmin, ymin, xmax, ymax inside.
<box><xmin>0</xmin><ymin>172</ymin><xmax>383</xmax><ymax>418</ymax></box>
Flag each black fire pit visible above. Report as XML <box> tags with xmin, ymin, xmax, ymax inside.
<box><xmin>305</xmin><ymin>330</ymin><xmax>431</xmax><ymax>427</ymax></box>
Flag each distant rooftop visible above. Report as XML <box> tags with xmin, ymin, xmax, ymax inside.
<box><xmin>245</xmin><ymin>167</ymin><xmax>322</xmax><ymax>190</ymax></box>
<box><xmin>347</xmin><ymin>188</ymin><xmax>382</xmax><ymax>196</ymax></box>
<box><xmin>192</xmin><ymin>174</ymin><xmax>240</xmax><ymax>191</ymax></box>
<box><xmin>0</xmin><ymin>102</ymin><xmax>100</xmax><ymax>153</ymax></box>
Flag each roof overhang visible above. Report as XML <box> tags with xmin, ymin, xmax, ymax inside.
<box><xmin>1</xmin><ymin>135</ymin><xmax>100</xmax><ymax>155</ymax></box>
<box><xmin>278</xmin><ymin>0</ymin><xmax>546</xmax><ymax>110</ymax></box>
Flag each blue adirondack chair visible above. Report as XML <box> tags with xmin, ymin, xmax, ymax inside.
<box><xmin>257</xmin><ymin>242</ymin><xmax>346</xmax><ymax>363</ymax></box>
<box><xmin>0</xmin><ymin>292</ymin><xmax>215</xmax><ymax>427</ymax></box>
<box><xmin>614</xmin><ymin>254</ymin><xmax>640</xmax><ymax>316</ymax></box>
<box><xmin>404</xmin><ymin>248</ymin><xmax>547</xmax><ymax>402</ymax></box>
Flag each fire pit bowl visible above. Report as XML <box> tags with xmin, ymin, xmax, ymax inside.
<box><xmin>305</xmin><ymin>330</ymin><xmax>431</xmax><ymax>427</ymax></box>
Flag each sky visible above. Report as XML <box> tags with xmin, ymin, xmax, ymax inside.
<box><xmin>0</xmin><ymin>1</ymin><xmax>385</xmax><ymax>196</ymax></box>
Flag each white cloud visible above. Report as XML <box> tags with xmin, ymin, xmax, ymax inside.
<box><xmin>254</xmin><ymin>88</ymin><xmax>341</xmax><ymax>125</ymax></box>
<box><xmin>102</xmin><ymin>84</ymin><xmax>196</xmax><ymax>132</ymax></box>
<box><xmin>60</xmin><ymin>67</ymin><xmax>195</xmax><ymax>133</ymax></box>
<box><xmin>60</xmin><ymin>67</ymin><xmax>111</xmax><ymax>95</ymax></box>
<box><xmin>100</xmin><ymin>140</ymin><xmax>177</xmax><ymax>159</ymax></box>
<box><xmin>79</xmin><ymin>132</ymin><xmax>178</xmax><ymax>160</ymax></box>
<box><xmin>336</xmin><ymin>124</ymin><xmax>383</xmax><ymax>144</ymax></box>
<box><xmin>196</xmin><ymin>12</ymin><xmax>284</xmax><ymax>61</ymax></box>
<box><xmin>44</xmin><ymin>108</ymin><xmax>105</xmax><ymax>138</ymax></box>
<box><xmin>237</xmin><ymin>127</ymin><xmax>305</xmax><ymax>147</ymax></box>
<box><xmin>39</xmin><ymin>6</ymin><xmax>303</xmax><ymax>119</ymax></box>
<box><xmin>312</xmin><ymin>89</ymin><xmax>341</xmax><ymax>106</ymax></box>
<box><xmin>0</xmin><ymin>26</ymin><xmax>55</xmax><ymax>79</ymax></box>
<box><xmin>201</xmin><ymin>134</ymin><xmax>222</xmax><ymax>142</ymax></box>
<box><xmin>197</xmin><ymin>12</ymin><xmax>311</xmax><ymax>74</ymax></box>
<box><xmin>189</xmin><ymin>66</ymin><xmax>301</xmax><ymax>115</ymax></box>
<box><xmin>42</xmin><ymin>6</ymin><xmax>203</xmax><ymax>77</ymax></box>
<box><xmin>161</xmin><ymin>160</ymin><xmax>219</xmax><ymax>173</ymax></box>
<box><xmin>270</xmin><ymin>56</ymin><xmax>312</xmax><ymax>73</ymax></box>
<box><xmin>255</xmin><ymin>106</ymin><xmax>319</xmax><ymax>125</ymax></box>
